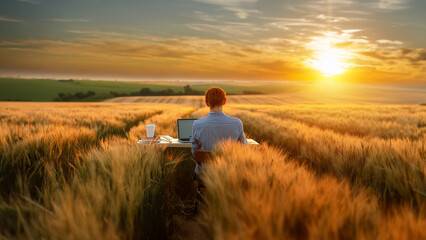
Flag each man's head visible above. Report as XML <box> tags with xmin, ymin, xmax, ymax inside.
<box><xmin>205</xmin><ymin>87</ymin><xmax>226</xmax><ymax>109</ymax></box>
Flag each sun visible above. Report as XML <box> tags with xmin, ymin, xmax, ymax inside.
<box><xmin>309</xmin><ymin>49</ymin><xmax>347</xmax><ymax>77</ymax></box>
<box><xmin>306</xmin><ymin>35</ymin><xmax>352</xmax><ymax>77</ymax></box>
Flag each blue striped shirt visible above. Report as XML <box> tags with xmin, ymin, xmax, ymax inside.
<box><xmin>191</xmin><ymin>111</ymin><xmax>247</xmax><ymax>160</ymax></box>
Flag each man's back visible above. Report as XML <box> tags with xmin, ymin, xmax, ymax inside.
<box><xmin>191</xmin><ymin>112</ymin><xmax>247</xmax><ymax>156</ymax></box>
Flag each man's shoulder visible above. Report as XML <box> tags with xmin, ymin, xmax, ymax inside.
<box><xmin>224</xmin><ymin>115</ymin><xmax>242</xmax><ymax>124</ymax></box>
<box><xmin>194</xmin><ymin>116</ymin><xmax>208</xmax><ymax>123</ymax></box>
<box><xmin>194</xmin><ymin>113</ymin><xmax>242</xmax><ymax>125</ymax></box>
<box><xmin>193</xmin><ymin>117</ymin><xmax>208</xmax><ymax>127</ymax></box>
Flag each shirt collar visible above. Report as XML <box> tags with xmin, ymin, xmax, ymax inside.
<box><xmin>209</xmin><ymin>111</ymin><xmax>226</xmax><ymax>116</ymax></box>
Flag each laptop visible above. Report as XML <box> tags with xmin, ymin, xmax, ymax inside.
<box><xmin>177</xmin><ymin>119</ymin><xmax>197</xmax><ymax>143</ymax></box>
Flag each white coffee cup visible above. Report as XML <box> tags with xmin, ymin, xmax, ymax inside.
<box><xmin>146</xmin><ymin>124</ymin><xmax>155</xmax><ymax>138</ymax></box>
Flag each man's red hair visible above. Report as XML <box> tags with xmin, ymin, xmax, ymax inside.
<box><xmin>205</xmin><ymin>87</ymin><xmax>226</xmax><ymax>108</ymax></box>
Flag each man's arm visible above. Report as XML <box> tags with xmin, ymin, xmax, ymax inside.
<box><xmin>238</xmin><ymin>119</ymin><xmax>248</xmax><ymax>144</ymax></box>
<box><xmin>191</xmin><ymin>122</ymin><xmax>201</xmax><ymax>157</ymax></box>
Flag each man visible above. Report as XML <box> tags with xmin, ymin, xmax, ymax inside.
<box><xmin>191</xmin><ymin>87</ymin><xmax>247</xmax><ymax>173</ymax></box>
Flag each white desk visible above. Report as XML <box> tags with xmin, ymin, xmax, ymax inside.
<box><xmin>137</xmin><ymin>136</ymin><xmax>259</xmax><ymax>148</ymax></box>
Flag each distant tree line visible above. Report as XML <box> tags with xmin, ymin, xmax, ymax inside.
<box><xmin>54</xmin><ymin>91</ymin><xmax>96</xmax><ymax>102</ymax></box>
<box><xmin>51</xmin><ymin>85</ymin><xmax>264</xmax><ymax>102</ymax></box>
<box><xmin>110</xmin><ymin>85</ymin><xmax>204</xmax><ymax>97</ymax></box>
<box><xmin>58</xmin><ymin>79</ymin><xmax>75</xmax><ymax>83</ymax></box>
<box><xmin>3</xmin><ymin>99</ymin><xmax>31</xmax><ymax>101</ymax></box>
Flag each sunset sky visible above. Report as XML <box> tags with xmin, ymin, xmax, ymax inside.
<box><xmin>0</xmin><ymin>0</ymin><xmax>425</xmax><ymax>85</ymax></box>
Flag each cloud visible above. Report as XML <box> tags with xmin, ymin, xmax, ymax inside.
<box><xmin>370</xmin><ymin>0</ymin><xmax>410</xmax><ymax>10</ymax></box>
<box><xmin>284</xmin><ymin>4</ymin><xmax>308</xmax><ymax>13</ymax></box>
<box><xmin>193</xmin><ymin>11</ymin><xmax>216</xmax><ymax>22</ymax></box>
<box><xmin>45</xmin><ymin>18</ymin><xmax>91</xmax><ymax>23</ymax></box>
<box><xmin>358</xmin><ymin>48</ymin><xmax>426</xmax><ymax>67</ymax></box>
<box><xmin>0</xmin><ymin>16</ymin><xmax>23</xmax><ymax>22</ymax></box>
<box><xmin>401</xmin><ymin>49</ymin><xmax>426</xmax><ymax>63</ymax></box>
<box><xmin>16</xmin><ymin>0</ymin><xmax>38</xmax><ymax>4</ymax></box>
<box><xmin>68</xmin><ymin>30</ymin><xmax>129</xmax><ymax>38</ymax></box>
<box><xmin>316</xmin><ymin>14</ymin><xmax>349</xmax><ymax>23</ymax></box>
<box><xmin>187</xmin><ymin>23</ymin><xmax>249</xmax><ymax>36</ymax></box>
<box><xmin>0</xmin><ymin>38</ymin><xmax>203</xmax><ymax>60</ymax></box>
<box><xmin>249</xmin><ymin>60</ymin><xmax>287</xmax><ymax>72</ymax></box>
<box><xmin>358</xmin><ymin>51</ymin><xmax>389</xmax><ymax>61</ymax></box>
<box><xmin>187</xmin><ymin>22</ymin><xmax>262</xmax><ymax>37</ymax></box>
<box><xmin>415</xmin><ymin>50</ymin><xmax>426</xmax><ymax>61</ymax></box>
<box><xmin>284</xmin><ymin>0</ymin><xmax>353</xmax><ymax>14</ymax></box>
<box><xmin>193</xmin><ymin>0</ymin><xmax>258</xmax><ymax>19</ymax></box>
<box><xmin>224</xmin><ymin>7</ymin><xmax>259</xmax><ymax>19</ymax></box>
<box><xmin>342</xmin><ymin>29</ymin><xmax>363</xmax><ymax>34</ymax></box>
<box><xmin>285</xmin><ymin>0</ymin><xmax>408</xmax><ymax>19</ymax></box>
<box><xmin>263</xmin><ymin>17</ymin><xmax>325</xmax><ymax>30</ymax></box>
<box><xmin>377</xmin><ymin>39</ymin><xmax>403</xmax><ymax>45</ymax></box>
<box><xmin>340</xmin><ymin>10</ymin><xmax>371</xmax><ymax>15</ymax></box>
<box><xmin>365</xmin><ymin>0</ymin><xmax>411</xmax><ymax>11</ymax></box>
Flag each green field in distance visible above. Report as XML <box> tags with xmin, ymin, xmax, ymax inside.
<box><xmin>0</xmin><ymin>78</ymin><xmax>295</xmax><ymax>102</ymax></box>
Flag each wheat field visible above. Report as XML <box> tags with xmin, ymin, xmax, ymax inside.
<box><xmin>0</xmin><ymin>100</ymin><xmax>425</xmax><ymax>239</ymax></box>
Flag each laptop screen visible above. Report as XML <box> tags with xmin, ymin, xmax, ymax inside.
<box><xmin>177</xmin><ymin>119</ymin><xmax>196</xmax><ymax>140</ymax></box>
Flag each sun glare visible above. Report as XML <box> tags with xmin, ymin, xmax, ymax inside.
<box><xmin>310</xmin><ymin>49</ymin><xmax>347</xmax><ymax>77</ymax></box>
<box><xmin>306</xmin><ymin>34</ymin><xmax>352</xmax><ymax>77</ymax></box>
